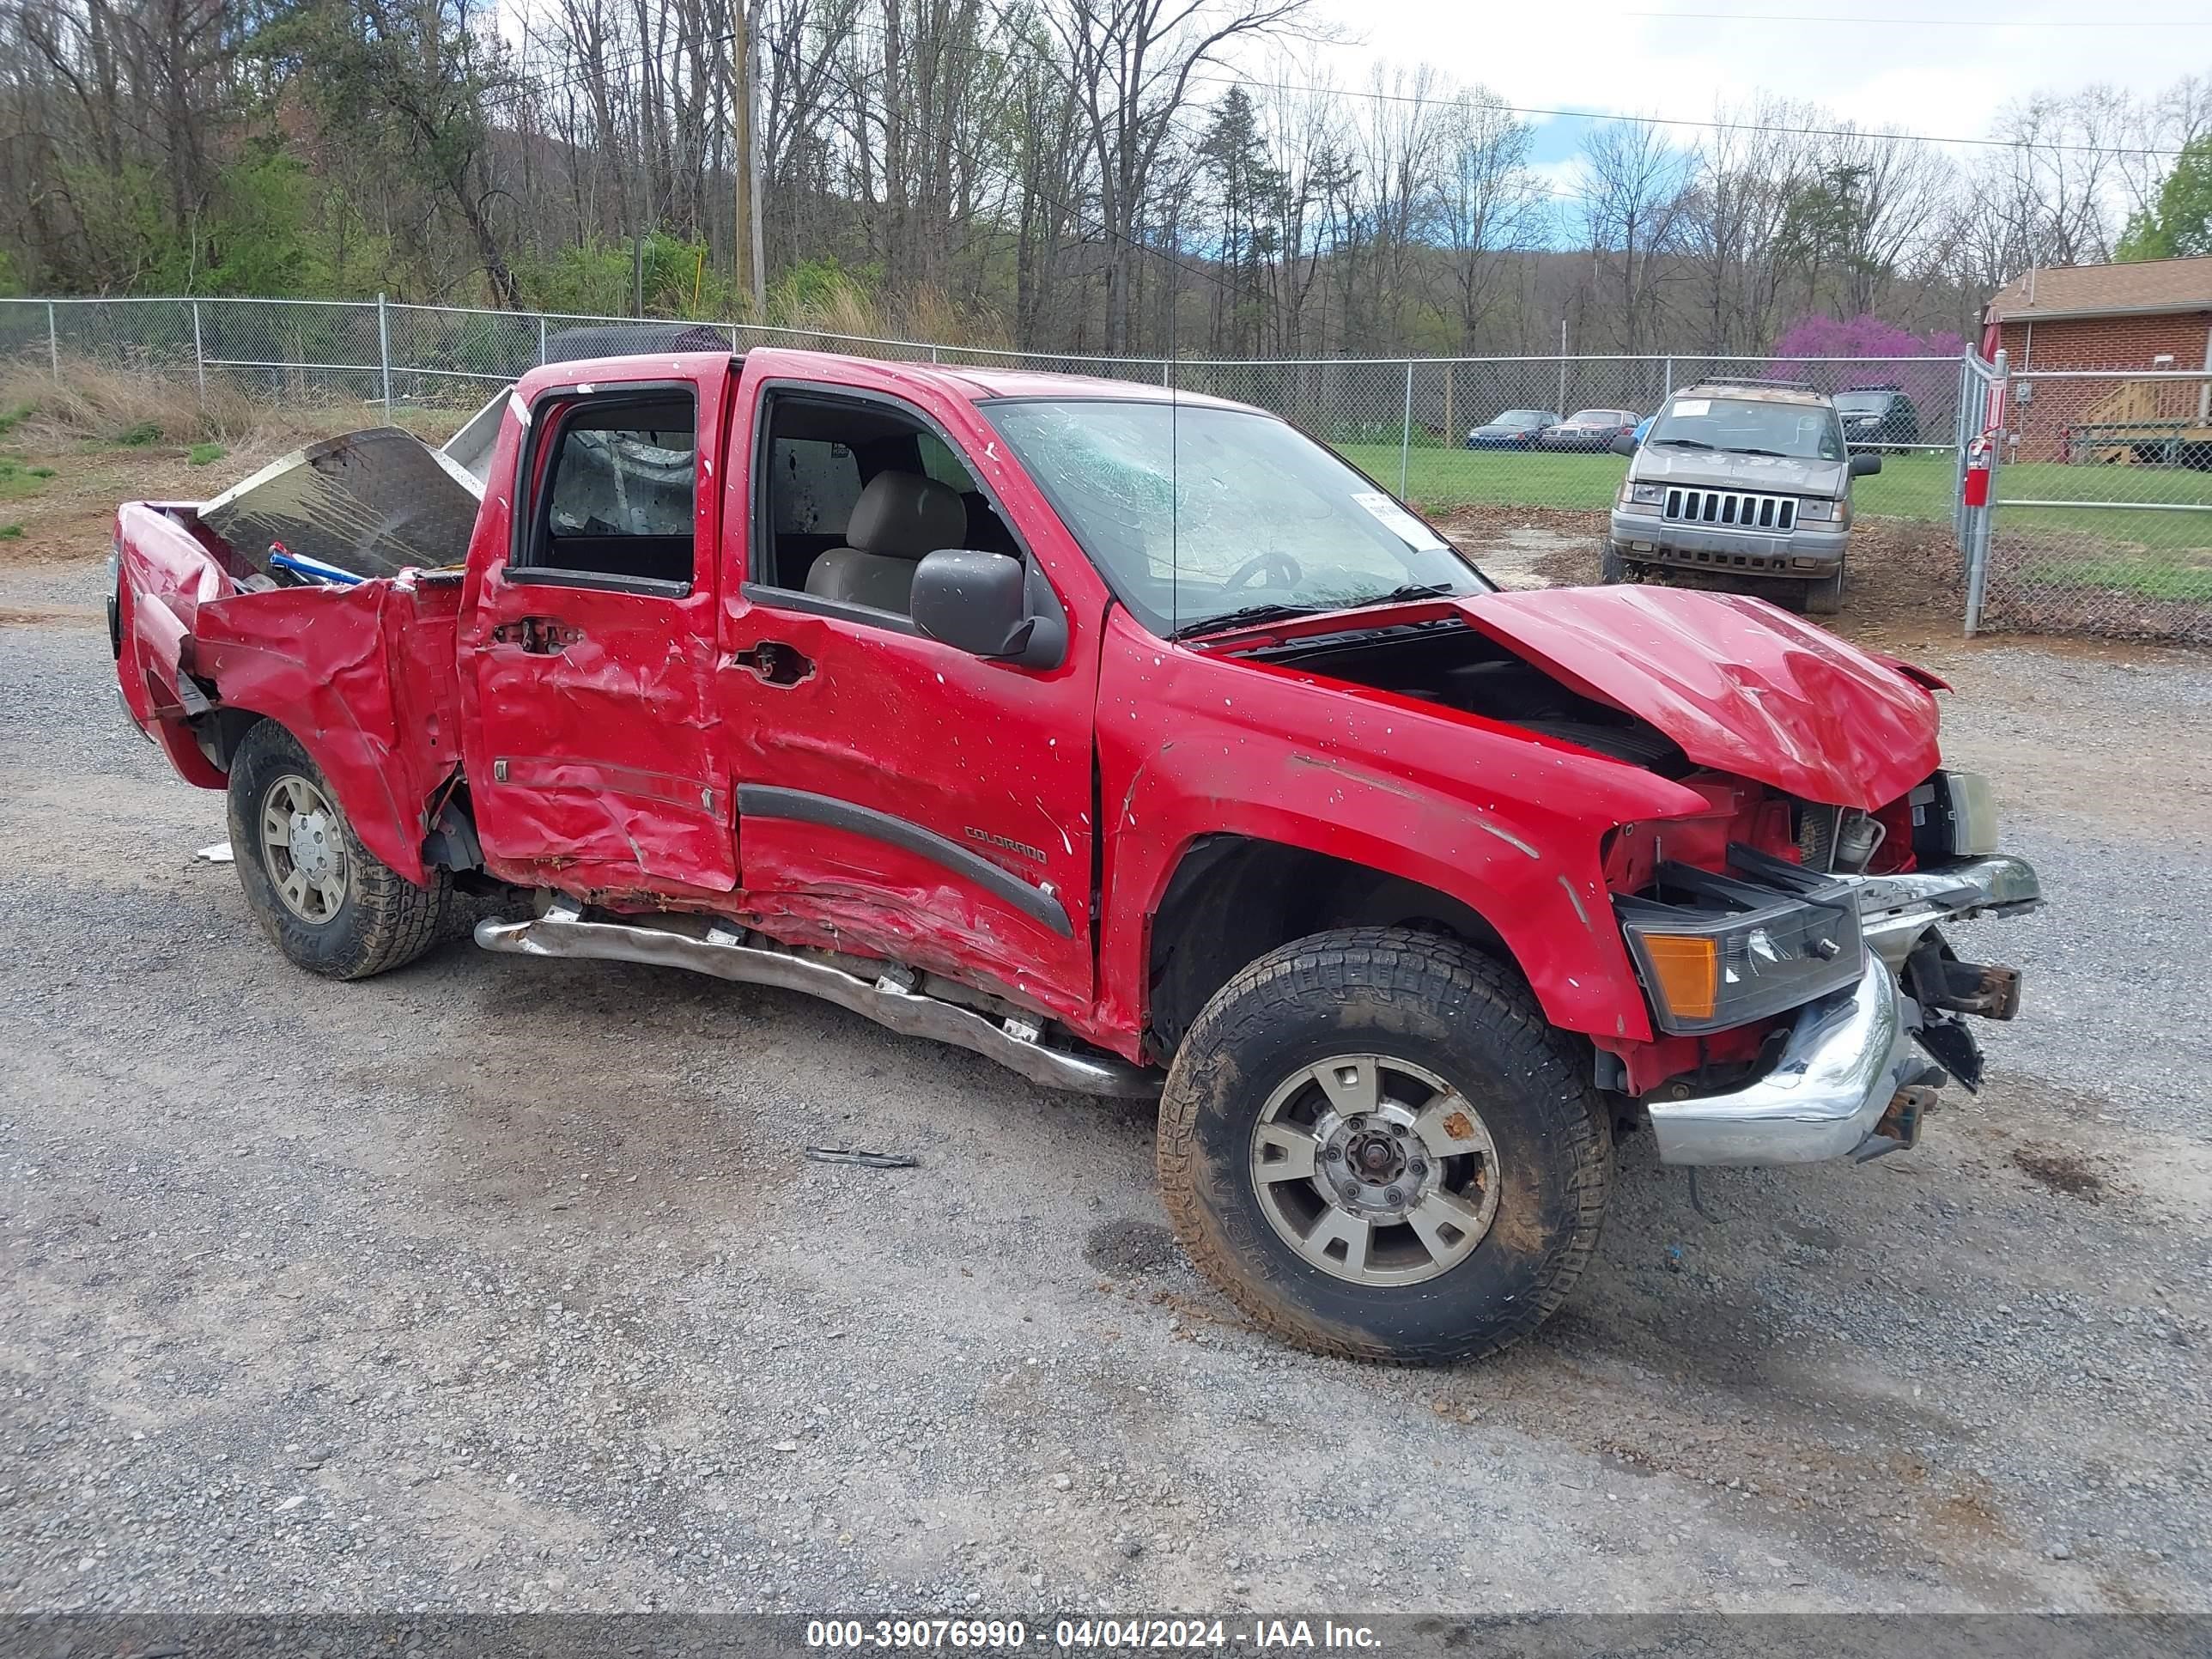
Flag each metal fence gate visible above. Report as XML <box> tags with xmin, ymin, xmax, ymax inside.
<box><xmin>1961</xmin><ymin>350</ymin><xmax>2212</xmax><ymax>647</ymax></box>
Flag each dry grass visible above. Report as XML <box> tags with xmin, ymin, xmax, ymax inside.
<box><xmin>0</xmin><ymin>361</ymin><xmax>264</xmax><ymax>451</ymax></box>
<box><xmin>0</xmin><ymin>359</ymin><xmax>470</xmax><ymax>466</ymax></box>
<box><xmin>763</xmin><ymin>281</ymin><xmax>1008</xmax><ymax>353</ymax></box>
<box><xmin>0</xmin><ymin>360</ymin><xmax>473</xmax><ymax>571</ymax></box>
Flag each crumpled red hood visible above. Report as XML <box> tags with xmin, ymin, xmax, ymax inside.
<box><xmin>1458</xmin><ymin>586</ymin><xmax>1941</xmax><ymax>810</ymax></box>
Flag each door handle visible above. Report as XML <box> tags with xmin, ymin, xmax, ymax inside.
<box><xmin>726</xmin><ymin>640</ymin><xmax>814</xmax><ymax>687</ymax></box>
<box><xmin>490</xmin><ymin>617</ymin><xmax>580</xmax><ymax>655</ymax></box>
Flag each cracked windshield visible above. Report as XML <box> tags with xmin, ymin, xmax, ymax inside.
<box><xmin>984</xmin><ymin>399</ymin><xmax>1486</xmax><ymax>637</ymax></box>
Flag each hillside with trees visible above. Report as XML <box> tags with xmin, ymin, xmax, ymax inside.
<box><xmin>0</xmin><ymin>0</ymin><xmax>2206</xmax><ymax>358</ymax></box>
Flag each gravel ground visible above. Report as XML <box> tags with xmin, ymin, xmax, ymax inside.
<box><xmin>2</xmin><ymin>552</ymin><xmax>2208</xmax><ymax>1618</ymax></box>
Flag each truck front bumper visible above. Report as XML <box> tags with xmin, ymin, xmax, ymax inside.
<box><xmin>1647</xmin><ymin>854</ymin><xmax>2041</xmax><ymax>1167</ymax></box>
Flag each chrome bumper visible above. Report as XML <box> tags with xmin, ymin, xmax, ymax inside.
<box><xmin>1609</xmin><ymin>510</ymin><xmax>1849</xmax><ymax>567</ymax></box>
<box><xmin>1650</xmin><ymin>957</ymin><xmax>1922</xmax><ymax>1166</ymax></box>
<box><xmin>1648</xmin><ymin>854</ymin><xmax>2040</xmax><ymax>1168</ymax></box>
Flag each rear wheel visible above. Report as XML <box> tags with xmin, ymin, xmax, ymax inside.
<box><xmin>1157</xmin><ymin>927</ymin><xmax>1613</xmax><ymax>1364</ymax></box>
<box><xmin>227</xmin><ymin>720</ymin><xmax>449</xmax><ymax>980</ymax></box>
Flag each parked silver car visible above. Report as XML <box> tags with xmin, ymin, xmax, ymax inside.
<box><xmin>1603</xmin><ymin>381</ymin><xmax>1880</xmax><ymax>615</ymax></box>
<box><xmin>1539</xmin><ymin>408</ymin><xmax>1641</xmax><ymax>453</ymax></box>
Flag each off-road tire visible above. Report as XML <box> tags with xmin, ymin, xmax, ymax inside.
<box><xmin>226</xmin><ymin>720</ymin><xmax>449</xmax><ymax>981</ymax></box>
<box><xmin>1804</xmin><ymin>559</ymin><xmax>1846</xmax><ymax>617</ymax></box>
<box><xmin>1157</xmin><ymin>927</ymin><xmax>1613</xmax><ymax>1365</ymax></box>
<box><xmin>1598</xmin><ymin>541</ymin><xmax>1631</xmax><ymax>584</ymax></box>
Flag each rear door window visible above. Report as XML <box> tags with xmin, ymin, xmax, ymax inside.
<box><xmin>515</xmin><ymin>391</ymin><xmax>699</xmax><ymax>592</ymax></box>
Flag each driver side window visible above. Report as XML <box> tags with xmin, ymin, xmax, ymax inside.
<box><xmin>750</xmin><ymin>391</ymin><xmax>1022</xmax><ymax>620</ymax></box>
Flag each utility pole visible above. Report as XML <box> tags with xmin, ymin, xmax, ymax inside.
<box><xmin>732</xmin><ymin>4</ymin><xmax>765</xmax><ymax>315</ymax></box>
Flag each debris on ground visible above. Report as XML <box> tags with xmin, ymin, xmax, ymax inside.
<box><xmin>804</xmin><ymin>1146</ymin><xmax>921</xmax><ymax>1170</ymax></box>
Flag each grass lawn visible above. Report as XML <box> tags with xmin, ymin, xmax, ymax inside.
<box><xmin>1337</xmin><ymin>441</ymin><xmax>2212</xmax><ymax>605</ymax></box>
<box><xmin>1336</xmin><ymin>443</ymin><xmax>2212</xmax><ymax>553</ymax></box>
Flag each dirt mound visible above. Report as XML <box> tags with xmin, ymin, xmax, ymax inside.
<box><xmin>1435</xmin><ymin>504</ymin><xmax>1967</xmax><ymax>649</ymax></box>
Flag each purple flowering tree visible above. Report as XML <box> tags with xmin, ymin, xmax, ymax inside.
<box><xmin>1771</xmin><ymin>315</ymin><xmax>1964</xmax><ymax>359</ymax></box>
<box><xmin>1765</xmin><ymin>315</ymin><xmax>1964</xmax><ymax>401</ymax></box>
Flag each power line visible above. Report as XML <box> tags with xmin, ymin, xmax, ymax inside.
<box><xmin>1625</xmin><ymin>9</ymin><xmax>2212</xmax><ymax>23</ymax></box>
<box><xmin>479</xmin><ymin>16</ymin><xmax>2186</xmax><ymax>283</ymax></box>
<box><xmin>497</xmin><ymin>15</ymin><xmax>2197</xmax><ymax>161</ymax></box>
<box><xmin>1200</xmin><ymin>71</ymin><xmax>2196</xmax><ymax>158</ymax></box>
<box><xmin>492</xmin><ymin>14</ymin><xmax>2191</xmax><ymax>161</ymax></box>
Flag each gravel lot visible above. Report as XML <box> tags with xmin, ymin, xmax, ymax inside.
<box><xmin>2</xmin><ymin>549</ymin><xmax>2207</xmax><ymax>1618</ymax></box>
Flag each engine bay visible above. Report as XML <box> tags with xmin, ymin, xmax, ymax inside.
<box><xmin>1234</xmin><ymin>614</ymin><xmax>1693</xmax><ymax>775</ymax></box>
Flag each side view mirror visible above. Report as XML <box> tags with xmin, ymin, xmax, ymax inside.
<box><xmin>1849</xmin><ymin>451</ymin><xmax>1882</xmax><ymax>477</ymax></box>
<box><xmin>911</xmin><ymin>549</ymin><xmax>1067</xmax><ymax>670</ymax></box>
<box><xmin>1610</xmin><ymin>433</ymin><xmax>1638</xmax><ymax>458</ymax></box>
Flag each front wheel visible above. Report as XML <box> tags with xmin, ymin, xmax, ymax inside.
<box><xmin>1157</xmin><ymin>928</ymin><xmax>1613</xmax><ymax>1365</ymax></box>
<box><xmin>1804</xmin><ymin>558</ymin><xmax>1846</xmax><ymax>616</ymax></box>
<box><xmin>226</xmin><ymin>720</ymin><xmax>450</xmax><ymax>980</ymax></box>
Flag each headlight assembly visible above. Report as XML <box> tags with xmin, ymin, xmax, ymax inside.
<box><xmin>1910</xmin><ymin>769</ymin><xmax>1998</xmax><ymax>860</ymax></box>
<box><xmin>1617</xmin><ymin>857</ymin><xmax>1865</xmax><ymax>1036</ymax></box>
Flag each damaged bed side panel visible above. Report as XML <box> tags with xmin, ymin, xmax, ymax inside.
<box><xmin>189</xmin><ymin>576</ymin><xmax>465</xmax><ymax>884</ymax></box>
<box><xmin>113</xmin><ymin>501</ymin><xmax>235</xmax><ymax>789</ymax></box>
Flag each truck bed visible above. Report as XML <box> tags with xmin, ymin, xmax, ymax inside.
<box><xmin>113</xmin><ymin>495</ymin><xmax>469</xmax><ymax>883</ymax></box>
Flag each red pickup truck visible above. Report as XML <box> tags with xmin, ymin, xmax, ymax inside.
<box><xmin>111</xmin><ymin>347</ymin><xmax>2039</xmax><ymax>1364</ymax></box>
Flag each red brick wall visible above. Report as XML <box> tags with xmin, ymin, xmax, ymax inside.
<box><xmin>1997</xmin><ymin>312</ymin><xmax>2212</xmax><ymax>462</ymax></box>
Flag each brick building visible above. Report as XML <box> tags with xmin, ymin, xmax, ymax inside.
<box><xmin>1982</xmin><ymin>257</ymin><xmax>2212</xmax><ymax>462</ymax></box>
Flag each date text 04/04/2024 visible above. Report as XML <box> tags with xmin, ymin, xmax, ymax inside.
<box><xmin>803</xmin><ymin>1620</ymin><xmax>1383</xmax><ymax>1650</ymax></box>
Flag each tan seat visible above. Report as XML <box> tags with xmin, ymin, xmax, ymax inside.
<box><xmin>804</xmin><ymin>471</ymin><xmax>968</xmax><ymax>614</ymax></box>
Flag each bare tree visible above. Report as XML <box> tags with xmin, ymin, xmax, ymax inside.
<box><xmin>1432</xmin><ymin>85</ymin><xmax>1542</xmax><ymax>352</ymax></box>
<box><xmin>1346</xmin><ymin>62</ymin><xmax>1441</xmax><ymax>351</ymax></box>
<box><xmin>1035</xmin><ymin>0</ymin><xmax>1311</xmax><ymax>352</ymax></box>
<box><xmin>1252</xmin><ymin>52</ymin><xmax>1350</xmax><ymax>358</ymax></box>
<box><xmin>1578</xmin><ymin>117</ymin><xmax>1689</xmax><ymax>353</ymax></box>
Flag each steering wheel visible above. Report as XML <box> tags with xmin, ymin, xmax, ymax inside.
<box><xmin>1224</xmin><ymin>550</ymin><xmax>1303</xmax><ymax>590</ymax></box>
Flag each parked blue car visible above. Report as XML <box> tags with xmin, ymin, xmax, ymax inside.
<box><xmin>1466</xmin><ymin>410</ymin><xmax>1559</xmax><ymax>450</ymax></box>
<box><xmin>1630</xmin><ymin>413</ymin><xmax>1655</xmax><ymax>447</ymax></box>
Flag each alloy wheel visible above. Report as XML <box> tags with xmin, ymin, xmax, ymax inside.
<box><xmin>258</xmin><ymin>772</ymin><xmax>349</xmax><ymax>923</ymax></box>
<box><xmin>1248</xmin><ymin>1054</ymin><xmax>1500</xmax><ymax>1285</ymax></box>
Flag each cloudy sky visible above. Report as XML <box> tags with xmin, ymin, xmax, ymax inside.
<box><xmin>1293</xmin><ymin>1</ymin><xmax>2211</xmax><ymax>180</ymax></box>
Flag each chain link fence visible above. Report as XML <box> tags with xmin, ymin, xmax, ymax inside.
<box><xmin>0</xmin><ymin>291</ymin><xmax>1960</xmax><ymax>442</ymax></box>
<box><xmin>0</xmin><ymin>294</ymin><xmax>1990</xmax><ymax>632</ymax></box>
<box><xmin>1967</xmin><ymin>366</ymin><xmax>2212</xmax><ymax>646</ymax></box>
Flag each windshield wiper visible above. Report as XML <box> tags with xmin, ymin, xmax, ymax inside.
<box><xmin>1729</xmin><ymin>447</ymin><xmax>1795</xmax><ymax>459</ymax></box>
<box><xmin>1649</xmin><ymin>437</ymin><xmax>1714</xmax><ymax>450</ymax></box>
<box><xmin>1172</xmin><ymin>601</ymin><xmax>1327</xmax><ymax>639</ymax></box>
<box><xmin>1176</xmin><ymin>583</ymin><xmax>1465</xmax><ymax>641</ymax></box>
<box><xmin>1347</xmin><ymin>581</ymin><xmax>1461</xmax><ymax>607</ymax></box>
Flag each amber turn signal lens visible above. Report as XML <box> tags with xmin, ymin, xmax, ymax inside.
<box><xmin>1641</xmin><ymin>933</ymin><xmax>1719</xmax><ymax>1022</ymax></box>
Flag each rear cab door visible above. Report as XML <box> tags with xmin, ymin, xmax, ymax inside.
<box><xmin>458</xmin><ymin>354</ymin><xmax>738</xmax><ymax>898</ymax></box>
